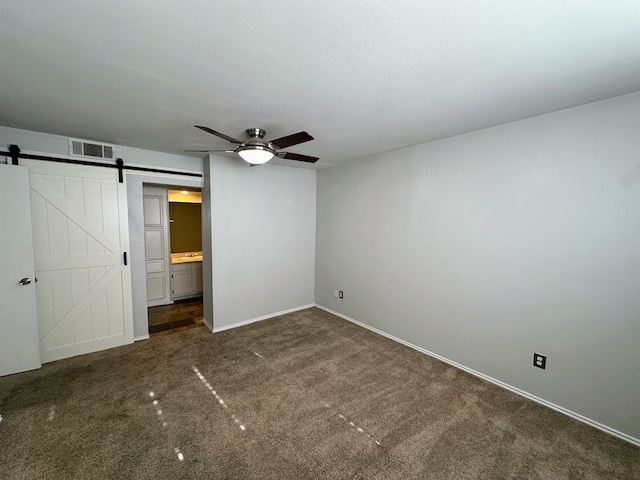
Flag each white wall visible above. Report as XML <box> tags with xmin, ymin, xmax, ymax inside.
<box><xmin>208</xmin><ymin>155</ymin><xmax>316</xmax><ymax>329</ymax></box>
<box><xmin>316</xmin><ymin>92</ymin><xmax>640</xmax><ymax>443</ymax></box>
<box><xmin>0</xmin><ymin>125</ymin><xmax>205</xmax><ymax>340</ymax></box>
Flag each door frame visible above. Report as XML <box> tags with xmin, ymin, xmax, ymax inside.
<box><xmin>125</xmin><ymin>173</ymin><xmax>207</xmax><ymax>340</ymax></box>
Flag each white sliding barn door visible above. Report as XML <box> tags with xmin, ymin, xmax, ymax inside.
<box><xmin>0</xmin><ymin>165</ymin><xmax>41</xmax><ymax>376</ymax></box>
<box><xmin>21</xmin><ymin>159</ymin><xmax>133</xmax><ymax>363</ymax></box>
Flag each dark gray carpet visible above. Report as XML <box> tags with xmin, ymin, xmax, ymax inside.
<box><xmin>0</xmin><ymin>307</ymin><xmax>638</xmax><ymax>479</ymax></box>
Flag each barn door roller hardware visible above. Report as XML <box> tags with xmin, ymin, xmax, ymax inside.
<box><xmin>9</xmin><ymin>144</ymin><xmax>20</xmax><ymax>165</ymax></box>
<box><xmin>1</xmin><ymin>144</ymin><xmax>203</xmax><ymax>183</ymax></box>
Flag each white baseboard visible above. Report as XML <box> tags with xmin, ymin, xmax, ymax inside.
<box><xmin>134</xmin><ymin>334</ymin><xmax>149</xmax><ymax>342</ymax></box>
<box><xmin>212</xmin><ymin>304</ymin><xmax>315</xmax><ymax>333</ymax></box>
<box><xmin>314</xmin><ymin>304</ymin><xmax>640</xmax><ymax>448</ymax></box>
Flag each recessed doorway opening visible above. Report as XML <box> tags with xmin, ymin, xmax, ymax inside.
<box><xmin>143</xmin><ymin>185</ymin><xmax>204</xmax><ymax>336</ymax></box>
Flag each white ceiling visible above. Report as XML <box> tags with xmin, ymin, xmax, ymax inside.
<box><xmin>0</xmin><ymin>1</ymin><xmax>639</xmax><ymax>169</ymax></box>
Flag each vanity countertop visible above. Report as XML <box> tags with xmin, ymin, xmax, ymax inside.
<box><xmin>171</xmin><ymin>252</ymin><xmax>203</xmax><ymax>264</ymax></box>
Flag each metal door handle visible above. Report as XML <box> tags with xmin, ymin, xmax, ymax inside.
<box><xmin>19</xmin><ymin>277</ymin><xmax>31</xmax><ymax>285</ymax></box>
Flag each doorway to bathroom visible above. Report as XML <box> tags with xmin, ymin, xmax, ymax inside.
<box><xmin>143</xmin><ymin>185</ymin><xmax>204</xmax><ymax>335</ymax></box>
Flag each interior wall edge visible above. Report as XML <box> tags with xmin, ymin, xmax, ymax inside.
<box><xmin>314</xmin><ymin>304</ymin><xmax>640</xmax><ymax>448</ymax></box>
<box><xmin>202</xmin><ymin>317</ymin><xmax>213</xmax><ymax>332</ymax></box>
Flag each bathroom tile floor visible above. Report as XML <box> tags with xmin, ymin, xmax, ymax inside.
<box><xmin>147</xmin><ymin>298</ymin><xmax>204</xmax><ymax>336</ymax></box>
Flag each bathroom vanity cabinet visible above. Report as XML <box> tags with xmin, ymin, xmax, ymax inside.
<box><xmin>171</xmin><ymin>260</ymin><xmax>203</xmax><ymax>300</ymax></box>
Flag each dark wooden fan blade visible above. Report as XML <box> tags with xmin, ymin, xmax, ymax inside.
<box><xmin>270</xmin><ymin>131</ymin><xmax>314</xmax><ymax>149</ymax></box>
<box><xmin>194</xmin><ymin>125</ymin><xmax>242</xmax><ymax>144</ymax></box>
<box><xmin>278</xmin><ymin>151</ymin><xmax>319</xmax><ymax>163</ymax></box>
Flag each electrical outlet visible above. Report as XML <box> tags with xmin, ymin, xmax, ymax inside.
<box><xmin>333</xmin><ymin>289</ymin><xmax>338</xmax><ymax>298</ymax></box>
<box><xmin>339</xmin><ymin>291</ymin><xmax>343</xmax><ymax>299</ymax></box>
<box><xmin>533</xmin><ymin>353</ymin><xmax>546</xmax><ymax>369</ymax></box>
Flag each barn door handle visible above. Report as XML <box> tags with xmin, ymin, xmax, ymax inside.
<box><xmin>123</xmin><ymin>252</ymin><xmax>128</xmax><ymax>266</ymax></box>
<box><xmin>19</xmin><ymin>277</ymin><xmax>32</xmax><ymax>285</ymax></box>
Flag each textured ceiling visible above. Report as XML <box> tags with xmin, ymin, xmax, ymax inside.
<box><xmin>0</xmin><ymin>0</ymin><xmax>639</xmax><ymax>169</ymax></box>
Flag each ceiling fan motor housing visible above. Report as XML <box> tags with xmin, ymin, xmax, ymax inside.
<box><xmin>246</xmin><ymin>128</ymin><xmax>266</xmax><ymax>139</ymax></box>
<box><xmin>242</xmin><ymin>128</ymin><xmax>275</xmax><ymax>149</ymax></box>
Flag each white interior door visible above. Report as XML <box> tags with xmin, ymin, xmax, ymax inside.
<box><xmin>143</xmin><ymin>186</ymin><xmax>171</xmax><ymax>307</ymax></box>
<box><xmin>0</xmin><ymin>165</ymin><xmax>41</xmax><ymax>376</ymax></box>
<box><xmin>21</xmin><ymin>159</ymin><xmax>133</xmax><ymax>363</ymax></box>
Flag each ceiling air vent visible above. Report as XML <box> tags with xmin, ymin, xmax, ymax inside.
<box><xmin>68</xmin><ymin>138</ymin><xmax>116</xmax><ymax>160</ymax></box>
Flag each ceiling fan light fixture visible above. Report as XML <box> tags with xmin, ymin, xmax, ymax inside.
<box><xmin>193</xmin><ymin>125</ymin><xmax>318</xmax><ymax>164</ymax></box>
<box><xmin>237</xmin><ymin>146</ymin><xmax>275</xmax><ymax>164</ymax></box>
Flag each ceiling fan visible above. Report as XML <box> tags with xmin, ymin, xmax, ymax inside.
<box><xmin>187</xmin><ymin>126</ymin><xmax>319</xmax><ymax>165</ymax></box>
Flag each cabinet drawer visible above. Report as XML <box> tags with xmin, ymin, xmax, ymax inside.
<box><xmin>171</xmin><ymin>262</ymin><xmax>192</xmax><ymax>272</ymax></box>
